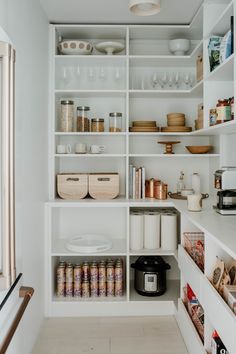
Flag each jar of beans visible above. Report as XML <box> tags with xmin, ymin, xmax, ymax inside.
<box><xmin>77</xmin><ymin>106</ymin><xmax>90</xmax><ymax>132</ymax></box>
<box><xmin>91</xmin><ymin>118</ymin><xmax>104</xmax><ymax>132</ymax></box>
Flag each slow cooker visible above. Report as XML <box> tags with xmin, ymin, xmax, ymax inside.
<box><xmin>131</xmin><ymin>256</ymin><xmax>171</xmax><ymax>296</ymax></box>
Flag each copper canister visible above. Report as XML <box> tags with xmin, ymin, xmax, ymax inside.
<box><xmin>145</xmin><ymin>179</ymin><xmax>155</xmax><ymax>198</ymax></box>
<box><xmin>154</xmin><ymin>181</ymin><xmax>168</xmax><ymax>200</ymax></box>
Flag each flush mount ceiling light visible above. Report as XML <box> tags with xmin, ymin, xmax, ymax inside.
<box><xmin>129</xmin><ymin>0</ymin><xmax>161</xmax><ymax>16</ymax></box>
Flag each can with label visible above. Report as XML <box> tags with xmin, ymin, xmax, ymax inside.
<box><xmin>82</xmin><ymin>280</ymin><xmax>90</xmax><ymax>298</ymax></box>
<box><xmin>74</xmin><ymin>264</ymin><xmax>82</xmax><ymax>297</ymax></box>
<box><xmin>107</xmin><ymin>281</ymin><xmax>114</xmax><ymax>297</ymax></box>
<box><xmin>98</xmin><ymin>262</ymin><xmax>106</xmax><ymax>283</ymax></box>
<box><xmin>90</xmin><ymin>262</ymin><xmax>98</xmax><ymax>283</ymax></box>
<box><xmin>98</xmin><ymin>281</ymin><xmax>106</xmax><ymax>297</ymax></box>
<box><xmin>90</xmin><ymin>281</ymin><xmax>98</xmax><ymax>297</ymax></box>
<box><xmin>106</xmin><ymin>264</ymin><xmax>115</xmax><ymax>282</ymax></box>
<box><xmin>115</xmin><ymin>262</ymin><xmax>123</xmax><ymax>282</ymax></box>
<box><xmin>209</xmin><ymin>109</ymin><xmax>217</xmax><ymax>126</ymax></box>
<box><xmin>56</xmin><ymin>264</ymin><xmax>65</xmax><ymax>297</ymax></box>
<box><xmin>65</xmin><ymin>264</ymin><xmax>73</xmax><ymax>297</ymax></box>
<box><xmin>115</xmin><ymin>279</ymin><xmax>123</xmax><ymax>297</ymax></box>
<box><xmin>82</xmin><ymin>261</ymin><xmax>90</xmax><ymax>281</ymax></box>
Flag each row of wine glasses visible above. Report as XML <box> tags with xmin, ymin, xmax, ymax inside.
<box><xmin>151</xmin><ymin>72</ymin><xmax>195</xmax><ymax>90</ymax></box>
<box><xmin>60</xmin><ymin>65</ymin><xmax>123</xmax><ymax>88</ymax></box>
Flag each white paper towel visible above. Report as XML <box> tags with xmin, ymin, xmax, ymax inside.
<box><xmin>144</xmin><ymin>212</ymin><xmax>161</xmax><ymax>249</ymax></box>
<box><xmin>161</xmin><ymin>213</ymin><xmax>177</xmax><ymax>250</ymax></box>
<box><xmin>130</xmin><ymin>212</ymin><xmax>144</xmax><ymax>251</ymax></box>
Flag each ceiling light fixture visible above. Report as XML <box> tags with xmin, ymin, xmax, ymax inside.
<box><xmin>129</xmin><ymin>0</ymin><xmax>161</xmax><ymax>16</ymax></box>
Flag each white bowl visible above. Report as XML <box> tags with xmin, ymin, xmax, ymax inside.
<box><xmin>169</xmin><ymin>39</ymin><xmax>190</xmax><ymax>56</ymax></box>
<box><xmin>59</xmin><ymin>40</ymin><xmax>93</xmax><ymax>55</ymax></box>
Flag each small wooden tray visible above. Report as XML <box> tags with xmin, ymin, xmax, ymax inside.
<box><xmin>132</xmin><ymin>121</ymin><xmax>157</xmax><ymax>127</ymax></box>
<box><xmin>161</xmin><ymin>126</ymin><xmax>192</xmax><ymax>132</ymax></box>
<box><xmin>129</xmin><ymin>127</ymin><xmax>159</xmax><ymax>132</ymax></box>
<box><xmin>168</xmin><ymin>192</ymin><xmax>209</xmax><ymax>200</ymax></box>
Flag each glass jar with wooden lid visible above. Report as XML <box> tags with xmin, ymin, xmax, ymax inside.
<box><xmin>91</xmin><ymin>118</ymin><xmax>104</xmax><ymax>132</ymax></box>
<box><xmin>77</xmin><ymin>106</ymin><xmax>90</xmax><ymax>132</ymax></box>
<box><xmin>109</xmin><ymin>112</ymin><xmax>122</xmax><ymax>132</ymax></box>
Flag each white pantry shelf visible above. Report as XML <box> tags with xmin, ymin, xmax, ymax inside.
<box><xmin>206</xmin><ymin>0</ymin><xmax>233</xmax><ymax>38</ymax></box>
<box><xmin>54</xmin><ymin>132</ymin><xmax>127</xmax><ymax>136</ymax></box>
<box><xmin>52</xmin><ymin>295</ymin><xmax>127</xmax><ymax>303</ymax></box>
<box><xmin>55</xmin><ymin>90</ymin><xmax>126</xmax><ymax>98</ymax></box>
<box><xmin>129</xmin><ymin>248</ymin><xmax>178</xmax><ymax>260</ymax></box>
<box><xmin>54</xmin><ymin>154</ymin><xmax>126</xmax><ymax>158</ymax></box>
<box><xmin>129</xmin><ymin>154</ymin><xmax>219</xmax><ymax>158</ymax></box>
<box><xmin>55</xmin><ymin>54</ymin><xmax>127</xmax><ymax>59</ymax></box>
<box><xmin>51</xmin><ymin>238</ymin><xmax>127</xmax><ymax>256</ymax></box>
<box><xmin>192</xmin><ymin>120</ymin><xmax>236</xmax><ymax>135</ymax></box>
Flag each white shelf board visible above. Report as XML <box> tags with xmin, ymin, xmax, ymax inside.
<box><xmin>51</xmin><ymin>238</ymin><xmax>127</xmax><ymax>256</ymax></box>
<box><xmin>129</xmin><ymin>81</ymin><xmax>203</xmax><ymax>98</ymax></box>
<box><xmin>129</xmin><ymin>154</ymin><xmax>219</xmax><ymax>158</ymax></box>
<box><xmin>55</xmin><ymin>154</ymin><xmax>126</xmax><ymax>158</ymax></box>
<box><xmin>206</xmin><ymin>1</ymin><xmax>233</xmax><ymax>37</ymax></box>
<box><xmin>129</xmin><ymin>41</ymin><xmax>203</xmax><ymax>67</ymax></box>
<box><xmin>55</xmin><ymin>90</ymin><xmax>126</xmax><ymax>98</ymax></box>
<box><xmin>129</xmin><ymin>279</ymin><xmax>179</xmax><ymax>305</ymax></box>
<box><xmin>55</xmin><ymin>55</ymin><xmax>127</xmax><ymax>59</ymax></box>
<box><xmin>54</xmin><ymin>132</ymin><xmax>126</xmax><ymax>136</ymax></box>
<box><xmin>129</xmin><ymin>248</ymin><xmax>178</xmax><ymax>260</ymax></box>
<box><xmin>192</xmin><ymin>120</ymin><xmax>236</xmax><ymax>135</ymax></box>
<box><xmin>177</xmin><ymin>300</ymin><xmax>207</xmax><ymax>354</ymax></box>
<box><xmin>205</xmin><ymin>54</ymin><xmax>234</xmax><ymax>81</ymax></box>
<box><xmin>129</xmin><ymin>132</ymin><xmax>193</xmax><ymax>136</ymax></box>
<box><xmin>52</xmin><ymin>295</ymin><xmax>127</xmax><ymax>303</ymax></box>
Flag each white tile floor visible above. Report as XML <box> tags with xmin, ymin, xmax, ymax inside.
<box><xmin>32</xmin><ymin>316</ymin><xmax>189</xmax><ymax>354</ymax></box>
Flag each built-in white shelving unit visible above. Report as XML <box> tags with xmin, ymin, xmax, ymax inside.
<box><xmin>46</xmin><ymin>1</ymin><xmax>236</xmax><ymax>352</ymax></box>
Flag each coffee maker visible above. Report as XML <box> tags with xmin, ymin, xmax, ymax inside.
<box><xmin>214</xmin><ymin>168</ymin><xmax>236</xmax><ymax>215</ymax></box>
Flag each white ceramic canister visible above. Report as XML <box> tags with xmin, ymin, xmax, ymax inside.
<box><xmin>187</xmin><ymin>194</ymin><xmax>202</xmax><ymax>212</ymax></box>
<box><xmin>191</xmin><ymin>172</ymin><xmax>201</xmax><ymax>194</ymax></box>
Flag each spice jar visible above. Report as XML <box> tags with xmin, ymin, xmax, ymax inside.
<box><xmin>60</xmin><ymin>100</ymin><xmax>74</xmax><ymax>132</ymax></box>
<box><xmin>209</xmin><ymin>109</ymin><xmax>217</xmax><ymax>126</ymax></box>
<box><xmin>216</xmin><ymin>99</ymin><xmax>231</xmax><ymax>124</ymax></box>
<box><xmin>109</xmin><ymin>112</ymin><xmax>122</xmax><ymax>132</ymax></box>
<box><xmin>91</xmin><ymin>118</ymin><xmax>104</xmax><ymax>132</ymax></box>
<box><xmin>77</xmin><ymin>106</ymin><xmax>90</xmax><ymax>132</ymax></box>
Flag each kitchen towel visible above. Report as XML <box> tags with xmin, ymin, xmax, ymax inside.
<box><xmin>144</xmin><ymin>212</ymin><xmax>161</xmax><ymax>249</ymax></box>
<box><xmin>161</xmin><ymin>213</ymin><xmax>177</xmax><ymax>250</ymax></box>
<box><xmin>130</xmin><ymin>212</ymin><xmax>144</xmax><ymax>251</ymax></box>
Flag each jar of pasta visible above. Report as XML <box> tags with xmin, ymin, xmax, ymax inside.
<box><xmin>60</xmin><ymin>100</ymin><xmax>74</xmax><ymax>132</ymax></box>
<box><xmin>109</xmin><ymin>112</ymin><xmax>122</xmax><ymax>132</ymax></box>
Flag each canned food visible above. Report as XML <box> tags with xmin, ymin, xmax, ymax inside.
<box><xmin>115</xmin><ymin>263</ymin><xmax>123</xmax><ymax>282</ymax></box>
<box><xmin>98</xmin><ymin>264</ymin><xmax>106</xmax><ymax>282</ymax></box>
<box><xmin>90</xmin><ymin>264</ymin><xmax>98</xmax><ymax>282</ymax></box>
<box><xmin>209</xmin><ymin>109</ymin><xmax>217</xmax><ymax>126</ymax></box>
<box><xmin>115</xmin><ymin>280</ymin><xmax>123</xmax><ymax>297</ymax></box>
<box><xmin>106</xmin><ymin>264</ymin><xmax>115</xmax><ymax>282</ymax></box>
<box><xmin>65</xmin><ymin>264</ymin><xmax>73</xmax><ymax>297</ymax></box>
<box><xmin>74</xmin><ymin>264</ymin><xmax>82</xmax><ymax>282</ymax></box>
<box><xmin>107</xmin><ymin>281</ymin><xmax>115</xmax><ymax>297</ymax></box>
<box><xmin>57</xmin><ymin>282</ymin><xmax>65</xmax><ymax>297</ymax></box>
<box><xmin>74</xmin><ymin>280</ymin><xmax>82</xmax><ymax>297</ymax></box>
<box><xmin>90</xmin><ymin>281</ymin><xmax>98</xmax><ymax>297</ymax></box>
<box><xmin>98</xmin><ymin>281</ymin><xmax>106</xmax><ymax>297</ymax></box>
<box><xmin>82</xmin><ymin>261</ymin><xmax>90</xmax><ymax>281</ymax></box>
<box><xmin>82</xmin><ymin>280</ymin><xmax>90</xmax><ymax>298</ymax></box>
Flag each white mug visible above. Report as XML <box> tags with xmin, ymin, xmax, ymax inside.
<box><xmin>75</xmin><ymin>143</ymin><xmax>87</xmax><ymax>154</ymax></box>
<box><xmin>187</xmin><ymin>194</ymin><xmax>202</xmax><ymax>212</ymax></box>
<box><xmin>57</xmin><ymin>144</ymin><xmax>71</xmax><ymax>154</ymax></box>
<box><xmin>90</xmin><ymin>145</ymin><xmax>105</xmax><ymax>154</ymax></box>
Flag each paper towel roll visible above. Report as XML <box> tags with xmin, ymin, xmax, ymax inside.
<box><xmin>161</xmin><ymin>213</ymin><xmax>177</xmax><ymax>250</ymax></box>
<box><xmin>144</xmin><ymin>212</ymin><xmax>161</xmax><ymax>249</ymax></box>
<box><xmin>130</xmin><ymin>212</ymin><xmax>144</xmax><ymax>251</ymax></box>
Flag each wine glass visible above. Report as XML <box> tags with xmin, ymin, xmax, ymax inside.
<box><xmin>99</xmin><ymin>67</ymin><xmax>106</xmax><ymax>80</ymax></box>
<box><xmin>168</xmin><ymin>73</ymin><xmax>173</xmax><ymax>88</ymax></box>
<box><xmin>189</xmin><ymin>73</ymin><xmax>195</xmax><ymax>88</ymax></box>
<box><xmin>160</xmin><ymin>72</ymin><xmax>168</xmax><ymax>89</ymax></box>
<box><xmin>184</xmin><ymin>72</ymin><xmax>190</xmax><ymax>89</ymax></box>
<box><xmin>174</xmin><ymin>72</ymin><xmax>181</xmax><ymax>89</ymax></box>
<box><xmin>60</xmin><ymin>66</ymin><xmax>71</xmax><ymax>88</ymax></box>
<box><xmin>152</xmin><ymin>72</ymin><xmax>158</xmax><ymax>88</ymax></box>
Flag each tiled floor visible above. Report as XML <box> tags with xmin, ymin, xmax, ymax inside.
<box><xmin>32</xmin><ymin>316</ymin><xmax>189</xmax><ymax>354</ymax></box>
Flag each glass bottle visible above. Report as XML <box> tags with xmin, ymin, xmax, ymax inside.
<box><xmin>177</xmin><ymin>171</ymin><xmax>185</xmax><ymax>194</ymax></box>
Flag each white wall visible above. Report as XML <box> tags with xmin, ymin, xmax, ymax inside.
<box><xmin>0</xmin><ymin>0</ymin><xmax>48</xmax><ymax>353</ymax></box>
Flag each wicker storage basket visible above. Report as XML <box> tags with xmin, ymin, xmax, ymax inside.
<box><xmin>183</xmin><ymin>232</ymin><xmax>205</xmax><ymax>271</ymax></box>
<box><xmin>57</xmin><ymin>173</ymin><xmax>88</xmax><ymax>199</ymax></box>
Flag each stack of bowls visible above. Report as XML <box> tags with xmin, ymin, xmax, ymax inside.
<box><xmin>167</xmin><ymin>113</ymin><xmax>185</xmax><ymax>127</ymax></box>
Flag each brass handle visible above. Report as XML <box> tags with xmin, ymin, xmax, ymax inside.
<box><xmin>0</xmin><ymin>286</ymin><xmax>34</xmax><ymax>354</ymax></box>
<box><xmin>67</xmin><ymin>178</ymin><xmax>79</xmax><ymax>181</ymax></box>
<box><xmin>98</xmin><ymin>178</ymin><xmax>110</xmax><ymax>182</ymax></box>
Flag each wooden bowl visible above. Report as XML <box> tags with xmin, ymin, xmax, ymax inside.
<box><xmin>132</xmin><ymin>121</ymin><xmax>157</xmax><ymax>127</ymax></box>
<box><xmin>185</xmin><ymin>145</ymin><xmax>212</xmax><ymax>154</ymax></box>
<box><xmin>167</xmin><ymin>117</ymin><xmax>185</xmax><ymax>126</ymax></box>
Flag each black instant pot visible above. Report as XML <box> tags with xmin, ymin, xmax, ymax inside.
<box><xmin>131</xmin><ymin>256</ymin><xmax>171</xmax><ymax>297</ymax></box>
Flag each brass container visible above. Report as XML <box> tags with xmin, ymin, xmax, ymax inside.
<box><xmin>154</xmin><ymin>181</ymin><xmax>168</xmax><ymax>200</ymax></box>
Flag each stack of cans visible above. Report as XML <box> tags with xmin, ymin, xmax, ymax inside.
<box><xmin>56</xmin><ymin>258</ymin><xmax>123</xmax><ymax>298</ymax></box>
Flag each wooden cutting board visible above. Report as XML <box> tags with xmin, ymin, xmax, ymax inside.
<box><xmin>161</xmin><ymin>126</ymin><xmax>192</xmax><ymax>132</ymax></box>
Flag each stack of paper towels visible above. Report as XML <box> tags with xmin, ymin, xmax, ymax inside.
<box><xmin>130</xmin><ymin>210</ymin><xmax>177</xmax><ymax>251</ymax></box>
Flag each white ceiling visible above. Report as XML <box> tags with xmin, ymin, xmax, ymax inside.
<box><xmin>40</xmin><ymin>0</ymin><xmax>203</xmax><ymax>25</ymax></box>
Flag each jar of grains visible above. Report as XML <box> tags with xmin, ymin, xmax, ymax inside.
<box><xmin>216</xmin><ymin>99</ymin><xmax>231</xmax><ymax>124</ymax></box>
<box><xmin>109</xmin><ymin>112</ymin><xmax>122</xmax><ymax>132</ymax></box>
<box><xmin>91</xmin><ymin>118</ymin><xmax>104</xmax><ymax>132</ymax></box>
<box><xmin>77</xmin><ymin>106</ymin><xmax>90</xmax><ymax>132</ymax></box>
<box><xmin>60</xmin><ymin>100</ymin><xmax>74</xmax><ymax>132</ymax></box>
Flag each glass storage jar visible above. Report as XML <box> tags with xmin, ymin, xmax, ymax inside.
<box><xmin>60</xmin><ymin>100</ymin><xmax>74</xmax><ymax>132</ymax></box>
<box><xmin>77</xmin><ymin>106</ymin><xmax>90</xmax><ymax>132</ymax></box>
<box><xmin>109</xmin><ymin>112</ymin><xmax>122</xmax><ymax>132</ymax></box>
<box><xmin>91</xmin><ymin>118</ymin><xmax>104</xmax><ymax>132</ymax></box>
